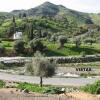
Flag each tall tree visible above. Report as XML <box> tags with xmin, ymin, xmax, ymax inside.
<box><xmin>26</xmin><ymin>23</ymin><xmax>34</xmax><ymax>41</ymax></box>
<box><xmin>12</xmin><ymin>16</ymin><xmax>16</xmax><ymax>34</ymax></box>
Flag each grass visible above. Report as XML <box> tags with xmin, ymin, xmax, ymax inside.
<box><xmin>81</xmin><ymin>80</ymin><xmax>100</xmax><ymax>94</ymax></box>
<box><xmin>0</xmin><ymin>80</ymin><xmax>5</xmax><ymax>88</ymax></box>
<box><xmin>59</xmin><ymin>61</ymin><xmax>100</xmax><ymax>69</ymax></box>
<box><xmin>44</xmin><ymin>41</ymin><xmax>100</xmax><ymax>56</ymax></box>
<box><xmin>0</xmin><ymin>40</ymin><xmax>100</xmax><ymax>56</ymax></box>
<box><xmin>17</xmin><ymin>82</ymin><xmax>46</xmax><ymax>93</ymax></box>
<box><xmin>0</xmin><ymin>40</ymin><xmax>14</xmax><ymax>49</ymax></box>
<box><xmin>17</xmin><ymin>82</ymin><xmax>65</xmax><ymax>94</ymax></box>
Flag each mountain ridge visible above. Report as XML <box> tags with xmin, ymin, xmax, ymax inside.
<box><xmin>0</xmin><ymin>2</ymin><xmax>100</xmax><ymax>25</ymax></box>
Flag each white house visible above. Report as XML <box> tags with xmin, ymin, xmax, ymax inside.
<box><xmin>13</xmin><ymin>32</ymin><xmax>22</xmax><ymax>40</ymax></box>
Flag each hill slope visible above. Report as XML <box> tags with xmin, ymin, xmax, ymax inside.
<box><xmin>11</xmin><ymin>2</ymin><xmax>94</xmax><ymax>25</ymax></box>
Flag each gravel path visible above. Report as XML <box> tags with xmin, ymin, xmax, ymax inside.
<box><xmin>0</xmin><ymin>72</ymin><xmax>100</xmax><ymax>86</ymax></box>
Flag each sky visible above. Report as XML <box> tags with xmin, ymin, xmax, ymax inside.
<box><xmin>0</xmin><ymin>0</ymin><xmax>100</xmax><ymax>13</ymax></box>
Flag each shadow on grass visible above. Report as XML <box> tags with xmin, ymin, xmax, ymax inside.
<box><xmin>45</xmin><ymin>49</ymin><xmax>66</xmax><ymax>56</ymax></box>
<box><xmin>45</xmin><ymin>45</ymin><xmax>100</xmax><ymax>56</ymax></box>
<box><xmin>67</xmin><ymin>46</ymin><xmax>100</xmax><ymax>55</ymax></box>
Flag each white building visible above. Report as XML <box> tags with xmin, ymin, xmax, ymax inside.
<box><xmin>13</xmin><ymin>32</ymin><xmax>22</xmax><ymax>40</ymax></box>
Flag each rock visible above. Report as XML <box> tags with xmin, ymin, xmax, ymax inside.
<box><xmin>22</xmin><ymin>89</ymin><xmax>29</xmax><ymax>93</ymax></box>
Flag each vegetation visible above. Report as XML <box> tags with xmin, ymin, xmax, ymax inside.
<box><xmin>17</xmin><ymin>82</ymin><xmax>46</xmax><ymax>93</ymax></box>
<box><xmin>0</xmin><ymin>2</ymin><xmax>100</xmax><ymax>57</ymax></box>
<box><xmin>81</xmin><ymin>80</ymin><xmax>100</xmax><ymax>94</ymax></box>
<box><xmin>29</xmin><ymin>39</ymin><xmax>46</xmax><ymax>52</ymax></box>
<box><xmin>58</xmin><ymin>36</ymin><xmax>68</xmax><ymax>48</ymax></box>
<box><xmin>14</xmin><ymin>40</ymin><xmax>25</xmax><ymax>54</ymax></box>
<box><xmin>0</xmin><ymin>80</ymin><xmax>5</xmax><ymax>88</ymax></box>
<box><xmin>17</xmin><ymin>82</ymin><xmax>67</xmax><ymax>94</ymax></box>
<box><xmin>26</xmin><ymin>52</ymin><xmax>56</xmax><ymax>87</ymax></box>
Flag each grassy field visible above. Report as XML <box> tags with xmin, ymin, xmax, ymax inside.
<box><xmin>0</xmin><ymin>41</ymin><xmax>14</xmax><ymax>49</ymax></box>
<box><xmin>0</xmin><ymin>40</ymin><xmax>100</xmax><ymax>56</ymax></box>
<box><xmin>44</xmin><ymin>41</ymin><xmax>100</xmax><ymax>56</ymax></box>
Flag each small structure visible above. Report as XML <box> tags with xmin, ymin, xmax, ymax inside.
<box><xmin>13</xmin><ymin>31</ymin><xmax>22</xmax><ymax>40</ymax></box>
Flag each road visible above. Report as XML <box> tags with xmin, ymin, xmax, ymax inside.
<box><xmin>0</xmin><ymin>72</ymin><xmax>100</xmax><ymax>86</ymax></box>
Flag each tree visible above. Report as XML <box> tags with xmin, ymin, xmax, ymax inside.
<box><xmin>14</xmin><ymin>40</ymin><xmax>25</xmax><ymax>54</ymax></box>
<box><xmin>26</xmin><ymin>23</ymin><xmax>33</xmax><ymax>41</ymax></box>
<box><xmin>74</xmin><ymin>38</ymin><xmax>81</xmax><ymax>48</ymax></box>
<box><xmin>23</xmin><ymin>13</ymin><xmax>27</xmax><ymax>18</ymax></box>
<box><xmin>30</xmin><ymin>39</ymin><xmax>46</xmax><ymax>52</ymax></box>
<box><xmin>58</xmin><ymin>36</ymin><xmax>67</xmax><ymax>48</ymax></box>
<box><xmin>84</xmin><ymin>38</ymin><xmax>96</xmax><ymax>45</ymax></box>
<box><xmin>50</xmin><ymin>34</ymin><xmax>57</xmax><ymax>43</ymax></box>
<box><xmin>12</xmin><ymin>16</ymin><xmax>16</xmax><ymax>34</ymax></box>
<box><xmin>26</xmin><ymin>52</ymin><xmax>56</xmax><ymax>87</ymax></box>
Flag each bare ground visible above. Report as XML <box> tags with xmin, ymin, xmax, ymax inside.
<box><xmin>0</xmin><ymin>88</ymin><xmax>99</xmax><ymax>100</ymax></box>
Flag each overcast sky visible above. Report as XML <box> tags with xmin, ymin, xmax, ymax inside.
<box><xmin>0</xmin><ymin>0</ymin><xmax>100</xmax><ymax>13</ymax></box>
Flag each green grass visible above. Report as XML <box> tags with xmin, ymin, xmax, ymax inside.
<box><xmin>0</xmin><ymin>41</ymin><xmax>14</xmax><ymax>49</ymax></box>
<box><xmin>17</xmin><ymin>82</ymin><xmax>65</xmax><ymax>94</ymax></box>
<box><xmin>0</xmin><ymin>80</ymin><xmax>5</xmax><ymax>88</ymax></box>
<box><xmin>17</xmin><ymin>82</ymin><xmax>47</xmax><ymax>93</ymax></box>
<box><xmin>0</xmin><ymin>40</ymin><xmax>100</xmax><ymax>56</ymax></box>
<box><xmin>44</xmin><ymin>41</ymin><xmax>100</xmax><ymax>56</ymax></box>
<box><xmin>81</xmin><ymin>80</ymin><xmax>100</xmax><ymax>94</ymax></box>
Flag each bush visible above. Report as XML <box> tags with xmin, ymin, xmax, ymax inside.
<box><xmin>81</xmin><ymin>51</ymin><xmax>86</xmax><ymax>57</ymax></box>
<box><xmin>43</xmin><ymin>87</ymin><xmax>64</xmax><ymax>94</ymax></box>
<box><xmin>17</xmin><ymin>82</ymin><xmax>64</xmax><ymax>94</ymax></box>
<box><xmin>84</xmin><ymin>38</ymin><xmax>96</xmax><ymax>45</ymax></box>
<box><xmin>17</xmin><ymin>82</ymin><xmax>45</xmax><ymax>93</ymax></box>
<box><xmin>0</xmin><ymin>45</ymin><xmax>5</xmax><ymax>54</ymax></box>
<box><xmin>96</xmin><ymin>87</ymin><xmax>100</xmax><ymax>94</ymax></box>
<box><xmin>14</xmin><ymin>40</ymin><xmax>25</xmax><ymax>54</ymax></box>
<box><xmin>0</xmin><ymin>39</ymin><xmax>2</xmax><ymax>43</ymax></box>
<box><xmin>0</xmin><ymin>80</ymin><xmax>5</xmax><ymax>88</ymax></box>
<box><xmin>30</xmin><ymin>39</ymin><xmax>46</xmax><ymax>52</ymax></box>
<box><xmin>0</xmin><ymin>62</ymin><xmax>5</xmax><ymax>69</ymax></box>
<box><xmin>81</xmin><ymin>80</ymin><xmax>100</xmax><ymax>94</ymax></box>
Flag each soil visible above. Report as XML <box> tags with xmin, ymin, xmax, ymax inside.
<box><xmin>0</xmin><ymin>88</ymin><xmax>99</xmax><ymax>100</ymax></box>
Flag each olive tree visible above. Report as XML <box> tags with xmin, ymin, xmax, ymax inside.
<box><xmin>30</xmin><ymin>39</ymin><xmax>46</xmax><ymax>52</ymax></box>
<box><xmin>74</xmin><ymin>38</ymin><xmax>81</xmax><ymax>48</ymax></box>
<box><xmin>84</xmin><ymin>38</ymin><xmax>96</xmax><ymax>45</ymax></box>
<box><xmin>58</xmin><ymin>36</ymin><xmax>67</xmax><ymax>48</ymax></box>
<box><xmin>26</xmin><ymin>52</ymin><xmax>56</xmax><ymax>87</ymax></box>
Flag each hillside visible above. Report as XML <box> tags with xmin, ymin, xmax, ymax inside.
<box><xmin>11</xmin><ymin>2</ymin><xmax>93</xmax><ymax>25</ymax></box>
<box><xmin>0</xmin><ymin>2</ymin><xmax>100</xmax><ymax>26</ymax></box>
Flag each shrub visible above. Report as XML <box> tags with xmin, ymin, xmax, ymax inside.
<box><xmin>17</xmin><ymin>82</ymin><xmax>64</xmax><ymax>94</ymax></box>
<box><xmin>0</xmin><ymin>80</ymin><xmax>5</xmax><ymax>88</ymax></box>
<box><xmin>84</xmin><ymin>38</ymin><xmax>96</xmax><ymax>45</ymax></box>
<box><xmin>0</xmin><ymin>45</ymin><xmax>5</xmax><ymax>54</ymax></box>
<box><xmin>96</xmin><ymin>87</ymin><xmax>100</xmax><ymax>94</ymax></box>
<box><xmin>29</xmin><ymin>39</ymin><xmax>46</xmax><ymax>52</ymax></box>
<box><xmin>0</xmin><ymin>62</ymin><xmax>5</xmax><ymax>69</ymax></box>
<box><xmin>81</xmin><ymin>80</ymin><xmax>100</xmax><ymax>94</ymax></box>
<box><xmin>0</xmin><ymin>38</ymin><xmax>2</xmax><ymax>42</ymax></box>
<box><xmin>43</xmin><ymin>87</ymin><xmax>63</xmax><ymax>94</ymax></box>
<box><xmin>81</xmin><ymin>51</ymin><xmax>86</xmax><ymax>57</ymax></box>
<box><xmin>14</xmin><ymin>40</ymin><xmax>25</xmax><ymax>54</ymax></box>
<box><xmin>17</xmin><ymin>82</ymin><xmax>45</xmax><ymax>93</ymax></box>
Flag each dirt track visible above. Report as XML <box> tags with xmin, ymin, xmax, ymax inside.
<box><xmin>0</xmin><ymin>88</ymin><xmax>99</xmax><ymax>100</ymax></box>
